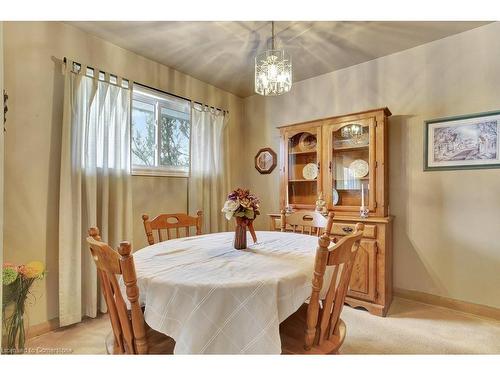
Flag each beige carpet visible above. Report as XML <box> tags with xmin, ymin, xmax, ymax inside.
<box><xmin>340</xmin><ymin>298</ymin><xmax>500</xmax><ymax>354</ymax></box>
<box><xmin>26</xmin><ymin>297</ymin><xmax>500</xmax><ymax>354</ymax></box>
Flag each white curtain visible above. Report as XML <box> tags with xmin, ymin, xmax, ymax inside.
<box><xmin>59</xmin><ymin>62</ymin><xmax>133</xmax><ymax>327</ymax></box>
<box><xmin>188</xmin><ymin>105</ymin><xmax>228</xmax><ymax>234</ymax></box>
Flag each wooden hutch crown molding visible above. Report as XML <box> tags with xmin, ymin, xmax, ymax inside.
<box><xmin>276</xmin><ymin>107</ymin><xmax>392</xmax><ymax>129</ymax></box>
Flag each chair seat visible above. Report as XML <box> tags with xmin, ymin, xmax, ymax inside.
<box><xmin>279</xmin><ymin>304</ymin><xmax>346</xmax><ymax>354</ymax></box>
<box><xmin>105</xmin><ymin>324</ymin><xmax>175</xmax><ymax>354</ymax></box>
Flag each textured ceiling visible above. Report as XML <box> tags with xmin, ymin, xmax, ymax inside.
<box><xmin>69</xmin><ymin>21</ymin><xmax>490</xmax><ymax>97</ymax></box>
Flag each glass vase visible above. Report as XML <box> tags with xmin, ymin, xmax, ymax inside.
<box><xmin>2</xmin><ymin>277</ymin><xmax>32</xmax><ymax>354</ymax></box>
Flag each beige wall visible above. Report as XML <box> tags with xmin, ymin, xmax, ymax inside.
<box><xmin>3</xmin><ymin>21</ymin><xmax>244</xmax><ymax>326</ymax></box>
<box><xmin>0</xmin><ymin>22</ymin><xmax>4</xmax><ymax>345</ymax></box>
<box><xmin>243</xmin><ymin>22</ymin><xmax>500</xmax><ymax>309</ymax></box>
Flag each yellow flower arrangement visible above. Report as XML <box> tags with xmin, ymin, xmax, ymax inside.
<box><xmin>24</xmin><ymin>261</ymin><xmax>45</xmax><ymax>279</ymax></box>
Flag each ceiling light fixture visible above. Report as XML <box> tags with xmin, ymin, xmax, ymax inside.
<box><xmin>255</xmin><ymin>21</ymin><xmax>292</xmax><ymax>96</ymax></box>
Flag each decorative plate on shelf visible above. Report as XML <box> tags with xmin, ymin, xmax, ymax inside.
<box><xmin>349</xmin><ymin>159</ymin><xmax>369</xmax><ymax>178</ymax></box>
<box><xmin>332</xmin><ymin>188</ymin><xmax>339</xmax><ymax>206</ymax></box>
<box><xmin>302</xmin><ymin>163</ymin><xmax>318</xmax><ymax>180</ymax></box>
<box><xmin>298</xmin><ymin>132</ymin><xmax>317</xmax><ymax>151</ymax></box>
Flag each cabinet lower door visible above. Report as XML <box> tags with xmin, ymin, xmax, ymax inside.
<box><xmin>348</xmin><ymin>240</ymin><xmax>377</xmax><ymax>302</ymax></box>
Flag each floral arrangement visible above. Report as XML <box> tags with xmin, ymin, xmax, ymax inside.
<box><xmin>222</xmin><ymin>188</ymin><xmax>261</xmax><ymax>249</ymax></box>
<box><xmin>2</xmin><ymin>261</ymin><xmax>45</xmax><ymax>353</ymax></box>
<box><xmin>222</xmin><ymin>188</ymin><xmax>260</xmax><ymax>220</ymax></box>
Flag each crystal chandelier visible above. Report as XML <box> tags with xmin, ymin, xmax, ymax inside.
<box><xmin>255</xmin><ymin>21</ymin><xmax>292</xmax><ymax>96</ymax></box>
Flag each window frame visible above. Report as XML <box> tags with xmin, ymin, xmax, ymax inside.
<box><xmin>130</xmin><ymin>86</ymin><xmax>191</xmax><ymax>178</ymax></box>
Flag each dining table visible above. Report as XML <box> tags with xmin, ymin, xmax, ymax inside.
<box><xmin>125</xmin><ymin>231</ymin><xmax>322</xmax><ymax>354</ymax></box>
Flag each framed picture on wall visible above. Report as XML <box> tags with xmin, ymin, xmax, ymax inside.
<box><xmin>424</xmin><ymin>110</ymin><xmax>500</xmax><ymax>171</ymax></box>
<box><xmin>254</xmin><ymin>147</ymin><xmax>277</xmax><ymax>174</ymax></box>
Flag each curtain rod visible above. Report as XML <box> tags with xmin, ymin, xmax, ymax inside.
<box><xmin>63</xmin><ymin>57</ymin><xmax>229</xmax><ymax>114</ymax></box>
<box><xmin>135</xmin><ymin>82</ymin><xmax>228</xmax><ymax>114</ymax></box>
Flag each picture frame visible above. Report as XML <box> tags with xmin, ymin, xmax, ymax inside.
<box><xmin>424</xmin><ymin>110</ymin><xmax>500</xmax><ymax>171</ymax></box>
<box><xmin>254</xmin><ymin>147</ymin><xmax>277</xmax><ymax>174</ymax></box>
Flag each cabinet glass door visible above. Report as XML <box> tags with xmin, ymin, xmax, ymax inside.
<box><xmin>327</xmin><ymin>118</ymin><xmax>375</xmax><ymax>211</ymax></box>
<box><xmin>284</xmin><ymin>128</ymin><xmax>321</xmax><ymax>209</ymax></box>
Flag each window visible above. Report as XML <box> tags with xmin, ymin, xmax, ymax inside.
<box><xmin>131</xmin><ymin>85</ymin><xmax>191</xmax><ymax>177</ymax></box>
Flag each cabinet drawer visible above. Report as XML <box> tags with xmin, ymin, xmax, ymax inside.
<box><xmin>330</xmin><ymin>223</ymin><xmax>377</xmax><ymax>239</ymax></box>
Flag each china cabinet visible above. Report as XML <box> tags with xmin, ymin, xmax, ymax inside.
<box><xmin>272</xmin><ymin>107</ymin><xmax>393</xmax><ymax>316</ymax></box>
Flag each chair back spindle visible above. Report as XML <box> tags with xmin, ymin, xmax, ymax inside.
<box><xmin>142</xmin><ymin>211</ymin><xmax>203</xmax><ymax>245</ymax></box>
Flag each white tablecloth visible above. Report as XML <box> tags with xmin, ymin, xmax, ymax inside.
<box><xmin>127</xmin><ymin>231</ymin><xmax>319</xmax><ymax>354</ymax></box>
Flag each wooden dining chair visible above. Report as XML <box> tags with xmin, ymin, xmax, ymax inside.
<box><xmin>86</xmin><ymin>227</ymin><xmax>175</xmax><ymax>354</ymax></box>
<box><xmin>279</xmin><ymin>221</ymin><xmax>364</xmax><ymax>354</ymax></box>
<box><xmin>280</xmin><ymin>210</ymin><xmax>330</xmax><ymax>236</ymax></box>
<box><xmin>142</xmin><ymin>210</ymin><xmax>203</xmax><ymax>245</ymax></box>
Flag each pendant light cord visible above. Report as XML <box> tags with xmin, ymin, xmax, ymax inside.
<box><xmin>271</xmin><ymin>21</ymin><xmax>275</xmax><ymax>50</ymax></box>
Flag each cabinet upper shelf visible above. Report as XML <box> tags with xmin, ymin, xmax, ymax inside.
<box><xmin>288</xmin><ymin>150</ymin><xmax>317</xmax><ymax>155</ymax></box>
<box><xmin>333</xmin><ymin>144</ymin><xmax>369</xmax><ymax>152</ymax></box>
